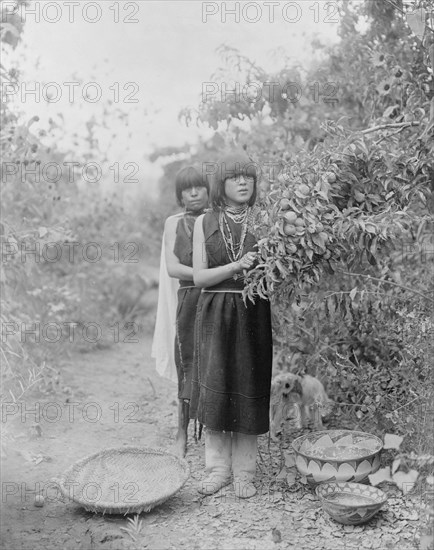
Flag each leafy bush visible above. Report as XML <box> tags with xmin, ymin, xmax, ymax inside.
<box><xmin>0</xmin><ymin>7</ymin><xmax>165</xmax><ymax>404</ymax></box>
<box><xmin>183</xmin><ymin>0</ymin><xmax>434</xmax><ymax>458</ymax></box>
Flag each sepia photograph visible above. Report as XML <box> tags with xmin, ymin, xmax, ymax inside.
<box><xmin>1</xmin><ymin>1</ymin><xmax>433</xmax><ymax>549</ymax></box>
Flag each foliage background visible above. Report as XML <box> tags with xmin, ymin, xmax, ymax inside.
<box><xmin>1</xmin><ymin>0</ymin><xmax>433</xmax><ymax>471</ymax></box>
<box><xmin>180</xmin><ymin>0</ymin><xmax>434</xmax><ymax>462</ymax></box>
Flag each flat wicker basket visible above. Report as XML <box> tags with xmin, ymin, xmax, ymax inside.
<box><xmin>58</xmin><ymin>446</ymin><xmax>190</xmax><ymax>515</ymax></box>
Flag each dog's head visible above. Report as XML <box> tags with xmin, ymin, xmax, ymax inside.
<box><xmin>270</xmin><ymin>373</ymin><xmax>303</xmax><ymax>438</ymax></box>
<box><xmin>271</xmin><ymin>373</ymin><xmax>302</xmax><ymax>400</ymax></box>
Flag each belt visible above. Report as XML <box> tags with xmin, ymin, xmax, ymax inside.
<box><xmin>202</xmin><ymin>289</ymin><xmax>243</xmax><ymax>294</ymax></box>
<box><xmin>179</xmin><ymin>280</ymin><xmax>197</xmax><ymax>289</ymax></box>
<box><xmin>204</xmin><ymin>278</ymin><xmax>244</xmax><ymax>292</ymax></box>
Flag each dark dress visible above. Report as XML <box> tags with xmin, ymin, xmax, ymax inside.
<box><xmin>173</xmin><ymin>212</ymin><xmax>202</xmax><ymax>400</ymax></box>
<box><xmin>190</xmin><ymin>210</ymin><xmax>273</xmax><ymax>435</ymax></box>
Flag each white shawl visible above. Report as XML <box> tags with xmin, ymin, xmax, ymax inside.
<box><xmin>151</xmin><ymin>230</ymin><xmax>179</xmax><ymax>384</ymax></box>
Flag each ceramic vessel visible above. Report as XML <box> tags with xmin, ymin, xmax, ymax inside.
<box><xmin>316</xmin><ymin>481</ymin><xmax>388</xmax><ymax>525</ymax></box>
<box><xmin>292</xmin><ymin>429</ymin><xmax>383</xmax><ymax>486</ymax></box>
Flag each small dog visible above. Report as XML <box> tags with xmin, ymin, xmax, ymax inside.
<box><xmin>270</xmin><ymin>372</ymin><xmax>332</xmax><ymax>439</ymax></box>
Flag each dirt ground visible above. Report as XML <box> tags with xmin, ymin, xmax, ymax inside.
<box><xmin>0</xmin><ymin>327</ymin><xmax>426</xmax><ymax>550</ymax></box>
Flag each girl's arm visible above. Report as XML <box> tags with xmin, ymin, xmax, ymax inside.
<box><xmin>164</xmin><ymin>216</ymin><xmax>194</xmax><ymax>280</ymax></box>
<box><xmin>193</xmin><ymin>214</ymin><xmax>255</xmax><ymax>288</ymax></box>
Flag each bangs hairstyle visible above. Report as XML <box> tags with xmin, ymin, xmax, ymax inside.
<box><xmin>210</xmin><ymin>154</ymin><xmax>258</xmax><ymax>208</ymax></box>
<box><xmin>175</xmin><ymin>166</ymin><xmax>209</xmax><ymax>206</ymax></box>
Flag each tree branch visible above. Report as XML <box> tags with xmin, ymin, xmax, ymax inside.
<box><xmin>361</xmin><ymin>121</ymin><xmax>421</xmax><ymax>135</ymax></box>
<box><xmin>374</xmin><ymin>126</ymin><xmax>414</xmax><ymax>145</ymax></box>
<box><xmin>338</xmin><ymin>271</ymin><xmax>434</xmax><ymax>303</ymax></box>
<box><xmin>383</xmin><ymin>0</ymin><xmax>405</xmax><ymax>15</ymax></box>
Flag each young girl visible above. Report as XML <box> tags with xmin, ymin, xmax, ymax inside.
<box><xmin>191</xmin><ymin>154</ymin><xmax>273</xmax><ymax>498</ymax></box>
<box><xmin>163</xmin><ymin>166</ymin><xmax>209</xmax><ymax>457</ymax></box>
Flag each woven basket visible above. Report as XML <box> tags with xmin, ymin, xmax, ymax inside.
<box><xmin>58</xmin><ymin>446</ymin><xmax>190</xmax><ymax>515</ymax></box>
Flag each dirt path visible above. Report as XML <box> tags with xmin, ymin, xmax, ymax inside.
<box><xmin>1</xmin><ymin>332</ymin><xmax>423</xmax><ymax>550</ymax></box>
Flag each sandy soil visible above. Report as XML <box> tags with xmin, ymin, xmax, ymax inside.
<box><xmin>0</xmin><ymin>331</ymin><xmax>424</xmax><ymax>550</ymax></box>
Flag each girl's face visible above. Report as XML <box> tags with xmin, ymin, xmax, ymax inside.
<box><xmin>223</xmin><ymin>175</ymin><xmax>254</xmax><ymax>207</ymax></box>
<box><xmin>181</xmin><ymin>186</ymin><xmax>208</xmax><ymax>212</ymax></box>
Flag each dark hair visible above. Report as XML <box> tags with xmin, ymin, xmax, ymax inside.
<box><xmin>175</xmin><ymin>166</ymin><xmax>209</xmax><ymax>207</ymax></box>
<box><xmin>210</xmin><ymin>154</ymin><xmax>258</xmax><ymax>209</ymax></box>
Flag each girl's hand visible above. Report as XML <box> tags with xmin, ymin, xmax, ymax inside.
<box><xmin>236</xmin><ymin>252</ymin><xmax>257</xmax><ymax>271</ymax></box>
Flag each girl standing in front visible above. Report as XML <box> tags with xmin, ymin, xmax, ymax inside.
<box><xmin>191</xmin><ymin>154</ymin><xmax>273</xmax><ymax>498</ymax></box>
<box><xmin>164</xmin><ymin>166</ymin><xmax>209</xmax><ymax>457</ymax></box>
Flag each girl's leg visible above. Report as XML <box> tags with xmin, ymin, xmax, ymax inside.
<box><xmin>231</xmin><ymin>432</ymin><xmax>257</xmax><ymax>499</ymax></box>
<box><xmin>175</xmin><ymin>399</ymin><xmax>189</xmax><ymax>457</ymax></box>
<box><xmin>198</xmin><ymin>429</ymin><xmax>232</xmax><ymax>495</ymax></box>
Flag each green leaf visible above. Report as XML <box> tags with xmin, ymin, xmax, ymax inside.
<box><xmin>391</xmin><ymin>458</ymin><xmax>401</xmax><ymax>475</ymax></box>
<box><xmin>369</xmin><ymin>467</ymin><xmax>392</xmax><ymax>486</ymax></box>
<box><xmin>284</xmin><ymin>454</ymin><xmax>296</xmax><ymax>468</ymax></box>
<box><xmin>276</xmin><ymin>468</ymin><xmax>287</xmax><ymax>480</ymax></box>
<box><xmin>392</xmin><ymin>470</ymin><xmax>419</xmax><ymax>494</ymax></box>
<box><xmin>311</xmin><ymin>233</ymin><xmax>326</xmax><ymax>250</ymax></box>
<box><xmin>406</xmin><ymin>8</ymin><xmax>426</xmax><ymax>41</ymax></box>
<box><xmin>370</xmin><ymin>236</ymin><xmax>378</xmax><ymax>255</ymax></box>
<box><xmin>366</xmin><ymin>250</ymin><xmax>377</xmax><ymax>266</ymax></box>
<box><xmin>384</xmin><ymin>433</ymin><xmax>403</xmax><ymax>450</ymax></box>
<box><xmin>276</xmin><ymin>259</ymin><xmax>287</xmax><ymax>276</ymax></box>
<box><xmin>286</xmin><ymin>471</ymin><xmax>297</xmax><ymax>486</ymax></box>
<box><xmin>323</xmin><ymin>261</ymin><xmax>334</xmax><ymax>275</ymax></box>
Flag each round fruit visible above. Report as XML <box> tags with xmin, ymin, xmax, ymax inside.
<box><xmin>354</xmin><ymin>190</ymin><xmax>365</xmax><ymax>203</ymax></box>
<box><xmin>319</xmin><ymin>232</ymin><xmax>329</xmax><ymax>244</ymax></box>
<box><xmin>295</xmin><ymin>217</ymin><xmax>305</xmax><ymax>227</ymax></box>
<box><xmin>344</xmin><ymin>144</ymin><xmax>363</xmax><ymax>157</ymax></box>
<box><xmin>280</xmin><ymin>198</ymin><xmax>291</xmax><ymax>211</ymax></box>
<box><xmin>284</xmin><ymin>211</ymin><xmax>297</xmax><ymax>223</ymax></box>
<box><xmin>278</xmin><ymin>173</ymin><xmax>291</xmax><ymax>184</ymax></box>
<box><xmin>287</xmin><ymin>243</ymin><xmax>297</xmax><ymax>254</ymax></box>
<box><xmin>299</xmin><ymin>184</ymin><xmax>310</xmax><ymax>195</ymax></box>
<box><xmin>326</xmin><ymin>172</ymin><xmax>337</xmax><ymax>183</ymax></box>
<box><xmin>283</xmin><ymin>223</ymin><xmax>296</xmax><ymax>236</ymax></box>
<box><xmin>34</xmin><ymin>495</ymin><xmax>44</xmax><ymax>507</ymax></box>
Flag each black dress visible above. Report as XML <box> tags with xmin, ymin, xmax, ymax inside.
<box><xmin>173</xmin><ymin>212</ymin><xmax>202</xmax><ymax>400</ymax></box>
<box><xmin>190</xmin><ymin>210</ymin><xmax>273</xmax><ymax>435</ymax></box>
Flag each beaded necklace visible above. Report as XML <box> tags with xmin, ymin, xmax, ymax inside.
<box><xmin>219</xmin><ymin>206</ymin><xmax>250</xmax><ymax>265</ymax></box>
<box><xmin>223</xmin><ymin>203</ymin><xmax>249</xmax><ymax>224</ymax></box>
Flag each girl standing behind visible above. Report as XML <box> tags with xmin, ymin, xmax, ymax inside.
<box><xmin>191</xmin><ymin>154</ymin><xmax>273</xmax><ymax>498</ymax></box>
<box><xmin>164</xmin><ymin>166</ymin><xmax>209</xmax><ymax>457</ymax></box>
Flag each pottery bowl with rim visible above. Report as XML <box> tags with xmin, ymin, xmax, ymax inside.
<box><xmin>292</xmin><ymin>429</ymin><xmax>383</xmax><ymax>487</ymax></box>
<box><xmin>316</xmin><ymin>481</ymin><xmax>388</xmax><ymax>525</ymax></box>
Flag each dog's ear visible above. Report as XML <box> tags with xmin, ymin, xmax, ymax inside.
<box><xmin>293</xmin><ymin>379</ymin><xmax>303</xmax><ymax>396</ymax></box>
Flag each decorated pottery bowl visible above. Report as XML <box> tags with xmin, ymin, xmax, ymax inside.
<box><xmin>292</xmin><ymin>430</ymin><xmax>382</xmax><ymax>487</ymax></box>
<box><xmin>316</xmin><ymin>482</ymin><xmax>388</xmax><ymax>525</ymax></box>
